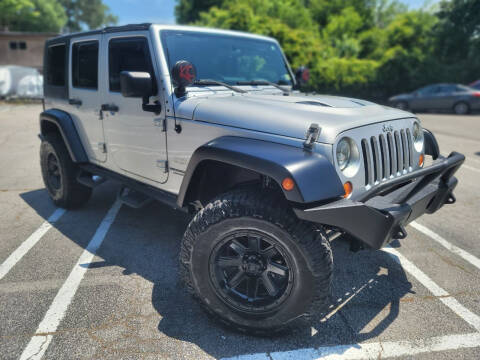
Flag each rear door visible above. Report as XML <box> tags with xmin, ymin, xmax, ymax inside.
<box><xmin>100</xmin><ymin>32</ymin><xmax>168</xmax><ymax>183</ymax></box>
<box><xmin>68</xmin><ymin>35</ymin><xmax>106</xmax><ymax>162</ymax></box>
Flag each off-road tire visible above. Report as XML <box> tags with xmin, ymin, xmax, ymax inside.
<box><xmin>40</xmin><ymin>134</ymin><xmax>92</xmax><ymax>208</ymax></box>
<box><xmin>180</xmin><ymin>188</ymin><xmax>333</xmax><ymax>334</ymax></box>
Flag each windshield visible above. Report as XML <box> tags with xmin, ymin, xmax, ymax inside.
<box><xmin>161</xmin><ymin>30</ymin><xmax>293</xmax><ymax>86</ymax></box>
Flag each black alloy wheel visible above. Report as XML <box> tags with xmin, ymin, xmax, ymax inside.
<box><xmin>46</xmin><ymin>153</ymin><xmax>61</xmax><ymax>191</ymax></box>
<box><xmin>209</xmin><ymin>230</ymin><xmax>293</xmax><ymax>314</ymax></box>
<box><xmin>40</xmin><ymin>134</ymin><xmax>92</xmax><ymax>208</ymax></box>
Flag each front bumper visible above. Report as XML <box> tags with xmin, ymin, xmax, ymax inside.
<box><xmin>294</xmin><ymin>152</ymin><xmax>465</xmax><ymax>249</ymax></box>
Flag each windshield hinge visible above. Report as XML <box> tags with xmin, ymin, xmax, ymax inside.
<box><xmin>154</xmin><ymin>118</ymin><xmax>167</xmax><ymax>132</ymax></box>
<box><xmin>157</xmin><ymin>160</ymin><xmax>168</xmax><ymax>173</ymax></box>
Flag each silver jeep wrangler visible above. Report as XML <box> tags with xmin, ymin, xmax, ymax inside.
<box><xmin>39</xmin><ymin>23</ymin><xmax>464</xmax><ymax>333</ymax></box>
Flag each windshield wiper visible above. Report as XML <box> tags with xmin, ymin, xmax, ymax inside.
<box><xmin>237</xmin><ymin>80</ymin><xmax>290</xmax><ymax>95</ymax></box>
<box><xmin>193</xmin><ymin>79</ymin><xmax>247</xmax><ymax>93</ymax></box>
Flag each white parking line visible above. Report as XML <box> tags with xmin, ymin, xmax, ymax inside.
<box><xmin>0</xmin><ymin>208</ymin><xmax>66</xmax><ymax>280</ymax></box>
<box><xmin>221</xmin><ymin>332</ymin><xmax>480</xmax><ymax>360</ymax></box>
<box><xmin>19</xmin><ymin>201</ymin><xmax>122</xmax><ymax>360</ymax></box>
<box><xmin>462</xmin><ymin>164</ymin><xmax>480</xmax><ymax>173</ymax></box>
<box><xmin>441</xmin><ymin>153</ymin><xmax>480</xmax><ymax>173</ymax></box>
<box><xmin>222</xmin><ymin>246</ymin><xmax>480</xmax><ymax>360</ymax></box>
<box><xmin>384</xmin><ymin>247</ymin><xmax>480</xmax><ymax>332</ymax></box>
<box><xmin>411</xmin><ymin>221</ymin><xmax>480</xmax><ymax>271</ymax></box>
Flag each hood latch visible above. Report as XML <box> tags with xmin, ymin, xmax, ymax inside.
<box><xmin>303</xmin><ymin>123</ymin><xmax>321</xmax><ymax>151</ymax></box>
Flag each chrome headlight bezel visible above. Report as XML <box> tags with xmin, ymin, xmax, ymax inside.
<box><xmin>336</xmin><ymin>137</ymin><xmax>360</xmax><ymax>177</ymax></box>
<box><xmin>413</xmin><ymin>121</ymin><xmax>424</xmax><ymax>152</ymax></box>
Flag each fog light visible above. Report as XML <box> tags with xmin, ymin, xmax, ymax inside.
<box><xmin>282</xmin><ymin>177</ymin><xmax>295</xmax><ymax>191</ymax></box>
<box><xmin>419</xmin><ymin>154</ymin><xmax>424</xmax><ymax>167</ymax></box>
<box><xmin>343</xmin><ymin>182</ymin><xmax>353</xmax><ymax>198</ymax></box>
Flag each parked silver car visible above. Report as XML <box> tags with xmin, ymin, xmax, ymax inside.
<box><xmin>389</xmin><ymin>83</ymin><xmax>480</xmax><ymax>114</ymax></box>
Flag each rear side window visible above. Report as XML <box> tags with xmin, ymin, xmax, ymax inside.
<box><xmin>46</xmin><ymin>44</ymin><xmax>66</xmax><ymax>86</ymax></box>
<box><xmin>108</xmin><ymin>37</ymin><xmax>156</xmax><ymax>93</ymax></box>
<box><xmin>72</xmin><ymin>41</ymin><xmax>99</xmax><ymax>89</ymax></box>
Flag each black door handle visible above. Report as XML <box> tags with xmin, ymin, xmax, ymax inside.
<box><xmin>68</xmin><ymin>98</ymin><xmax>82</xmax><ymax>106</ymax></box>
<box><xmin>101</xmin><ymin>104</ymin><xmax>119</xmax><ymax>112</ymax></box>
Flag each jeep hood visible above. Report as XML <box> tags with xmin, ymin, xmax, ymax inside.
<box><xmin>174</xmin><ymin>93</ymin><xmax>414</xmax><ymax>144</ymax></box>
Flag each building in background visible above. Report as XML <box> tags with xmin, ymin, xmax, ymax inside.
<box><xmin>0</xmin><ymin>31</ymin><xmax>57</xmax><ymax>72</ymax></box>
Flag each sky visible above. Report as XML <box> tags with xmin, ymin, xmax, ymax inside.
<box><xmin>103</xmin><ymin>0</ymin><xmax>436</xmax><ymax>26</ymax></box>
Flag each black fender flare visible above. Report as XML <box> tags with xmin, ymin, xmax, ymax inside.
<box><xmin>39</xmin><ymin>109</ymin><xmax>88</xmax><ymax>163</ymax></box>
<box><xmin>177</xmin><ymin>136</ymin><xmax>345</xmax><ymax>207</ymax></box>
<box><xmin>423</xmin><ymin>128</ymin><xmax>440</xmax><ymax>160</ymax></box>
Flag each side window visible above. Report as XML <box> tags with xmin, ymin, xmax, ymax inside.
<box><xmin>46</xmin><ymin>44</ymin><xmax>66</xmax><ymax>86</ymax></box>
<box><xmin>72</xmin><ymin>41</ymin><xmax>99</xmax><ymax>89</ymax></box>
<box><xmin>108</xmin><ymin>37</ymin><xmax>156</xmax><ymax>93</ymax></box>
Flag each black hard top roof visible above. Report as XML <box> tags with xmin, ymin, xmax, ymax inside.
<box><xmin>46</xmin><ymin>23</ymin><xmax>151</xmax><ymax>44</ymax></box>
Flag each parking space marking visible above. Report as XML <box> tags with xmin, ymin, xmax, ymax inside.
<box><xmin>462</xmin><ymin>164</ymin><xmax>480</xmax><ymax>173</ymax></box>
<box><xmin>221</xmin><ymin>332</ymin><xmax>480</xmax><ymax>360</ymax></box>
<box><xmin>19</xmin><ymin>201</ymin><xmax>122</xmax><ymax>360</ymax></box>
<box><xmin>410</xmin><ymin>221</ymin><xmax>480</xmax><ymax>271</ymax></box>
<box><xmin>441</xmin><ymin>152</ymin><xmax>480</xmax><ymax>173</ymax></box>
<box><xmin>384</xmin><ymin>247</ymin><xmax>480</xmax><ymax>331</ymax></box>
<box><xmin>0</xmin><ymin>208</ymin><xmax>65</xmax><ymax>281</ymax></box>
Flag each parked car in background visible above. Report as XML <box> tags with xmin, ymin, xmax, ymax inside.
<box><xmin>470</xmin><ymin>80</ymin><xmax>480</xmax><ymax>90</ymax></box>
<box><xmin>389</xmin><ymin>83</ymin><xmax>480</xmax><ymax>114</ymax></box>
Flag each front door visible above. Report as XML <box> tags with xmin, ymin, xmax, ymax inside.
<box><xmin>410</xmin><ymin>85</ymin><xmax>439</xmax><ymax>111</ymax></box>
<box><xmin>101</xmin><ymin>32</ymin><xmax>168</xmax><ymax>183</ymax></box>
<box><xmin>68</xmin><ymin>35</ymin><xmax>106</xmax><ymax>162</ymax></box>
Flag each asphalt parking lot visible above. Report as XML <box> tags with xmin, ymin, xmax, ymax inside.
<box><xmin>1</xmin><ymin>104</ymin><xmax>480</xmax><ymax>360</ymax></box>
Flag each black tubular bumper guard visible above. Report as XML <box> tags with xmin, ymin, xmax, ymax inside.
<box><xmin>294</xmin><ymin>152</ymin><xmax>465</xmax><ymax>249</ymax></box>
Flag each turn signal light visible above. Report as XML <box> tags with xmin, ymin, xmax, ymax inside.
<box><xmin>419</xmin><ymin>154</ymin><xmax>424</xmax><ymax>167</ymax></box>
<box><xmin>343</xmin><ymin>181</ymin><xmax>353</xmax><ymax>198</ymax></box>
<box><xmin>282</xmin><ymin>177</ymin><xmax>295</xmax><ymax>191</ymax></box>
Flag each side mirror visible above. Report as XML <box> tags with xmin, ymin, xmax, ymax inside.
<box><xmin>120</xmin><ymin>71</ymin><xmax>161</xmax><ymax>114</ymax></box>
<box><xmin>120</xmin><ymin>71</ymin><xmax>153</xmax><ymax>98</ymax></box>
<box><xmin>171</xmin><ymin>60</ymin><xmax>196</xmax><ymax>97</ymax></box>
<box><xmin>295</xmin><ymin>66</ymin><xmax>310</xmax><ymax>88</ymax></box>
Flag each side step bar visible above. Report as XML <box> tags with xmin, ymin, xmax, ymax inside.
<box><xmin>78</xmin><ymin>163</ymin><xmax>185</xmax><ymax>212</ymax></box>
<box><xmin>77</xmin><ymin>171</ymin><xmax>106</xmax><ymax>188</ymax></box>
<box><xmin>117</xmin><ymin>187</ymin><xmax>153</xmax><ymax>209</ymax></box>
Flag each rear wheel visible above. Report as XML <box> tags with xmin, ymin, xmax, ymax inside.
<box><xmin>180</xmin><ymin>189</ymin><xmax>333</xmax><ymax>334</ymax></box>
<box><xmin>40</xmin><ymin>134</ymin><xmax>92</xmax><ymax>208</ymax></box>
<box><xmin>453</xmin><ymin>102</ymin><xmax>469</xmax><ymax>115</ymax></box>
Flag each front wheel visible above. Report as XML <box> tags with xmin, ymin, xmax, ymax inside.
<box><xmin>180</xmin><ymin>189</ymin><xmax>333</xmax><ymax>334</ymax></box>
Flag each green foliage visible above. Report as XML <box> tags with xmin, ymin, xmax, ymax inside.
<box><xmin>59</xmin><ymin>0</ymin><xmax>117</xmax><ymax>32</ymax></box>
<box><xmin>179</xmin><ymin>0</ymin><xmax>479</xmax><ymax>100</ymax></box>
<box><xmin>432</xmin><ymin>0</ymin><xmax>480</xmax><ymax>82</ymax></box>
<box><xmin>0</xmin><ymin>0</ymin><xmax>67</xmax><ymax>32</ymax></box>
<box><xmin>0</xmin><ymin>0</ymin><xmax>116</xmax><ymax>33</ymax></box>
<box><xmin>176</xmin><ymin>0</ymin><xmax>225</xmax><ymax>24</ymax></box>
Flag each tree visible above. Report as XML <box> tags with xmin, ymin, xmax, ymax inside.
<box><xmin>60</xmin><ymin>0</ymin><xmax>117</xmax><ymax>32</ymax></box>
<box><xmin>176</xmin><ymin>0</ymin><xmax>225</xmax><ymax>24</ymax></box>
<box><xmin>0</xmin><ymin>0</ymin><xmax>67</xmax><ymax>32</ymax></box>
<box><xmin>175</xmin><ymin>0</ymin><xmax>476</xmax><ymax>100</ymax></box>
<box><xmin>432</xmin><ymin>0</ymin><xmax>480</xmax><ymax>83</ymax></box>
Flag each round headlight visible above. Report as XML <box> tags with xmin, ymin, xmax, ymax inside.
<box><xmin>412</xmin><ymin>122</ymin><xmax>424</xmax><ymax>152</ymax></box>
<box><xmin>336</xmin><ymin>138</ymin><xmax>351</xmax><ymax>170</ymax></box>
<box><xmin>336</xmin><ymin>137</ymin><xmax>360</xmax><ymax>177</ymax></box>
